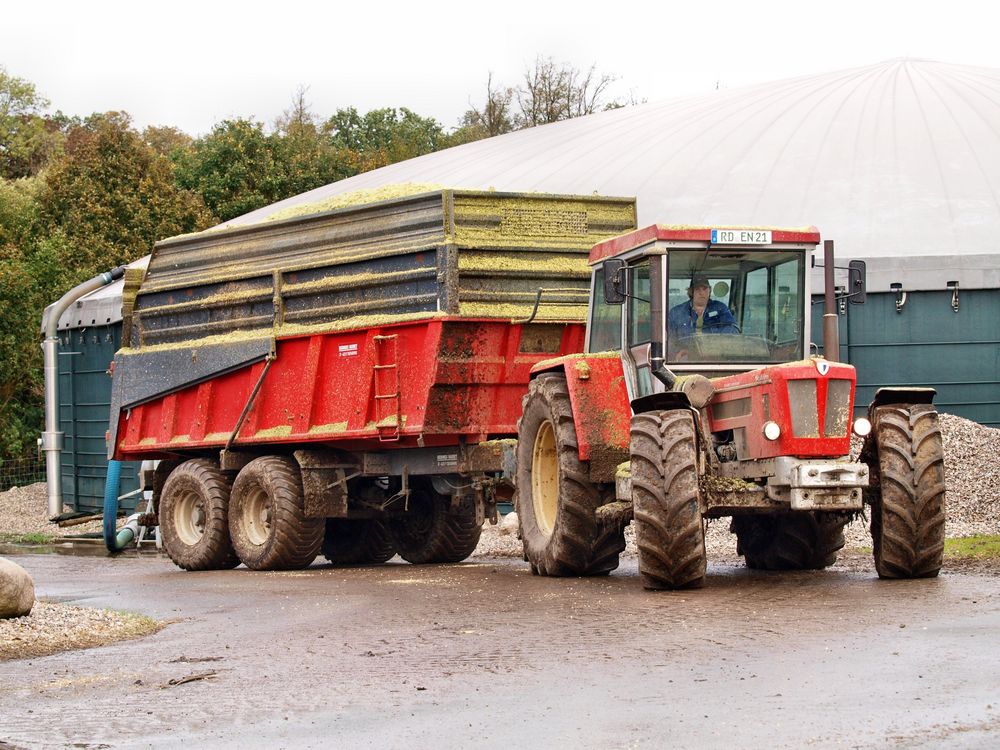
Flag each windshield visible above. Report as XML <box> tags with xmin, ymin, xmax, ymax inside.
<box><xmin>666</xmin><ymin>249</ymin><xmax>805</xmax><ymax>365</ymax></box>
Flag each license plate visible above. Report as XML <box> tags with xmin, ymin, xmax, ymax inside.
<box><xmin>711</xmin><ymin>229</ymin><xmax>772</xmax><ymax>245</ymax></box>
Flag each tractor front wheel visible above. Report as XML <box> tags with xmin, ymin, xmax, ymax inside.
<box><xmin>629</xmin><ymin>409</ymin><xmax>707</xmax><ymax>590</ymax></box>
<box><xmin>863</xmin><ymin>404</ymin><xmax>946</xmax><ymax>578</ymax></box>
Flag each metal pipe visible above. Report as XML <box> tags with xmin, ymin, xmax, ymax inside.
<box><xmin>821</xmin><ymin>240</ymin><xmax>840</xmax><ymax>362</ymax></box>
<box><xmin>43</xmin><ymin>266</ymin><xmax>127</xmax><ymax>519</ymax></box>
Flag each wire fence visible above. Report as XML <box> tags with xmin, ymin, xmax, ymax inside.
<box><xmin>0</xmin><ymin>456</ymin><xmax>46</xmax><ymax>492</ymax></box>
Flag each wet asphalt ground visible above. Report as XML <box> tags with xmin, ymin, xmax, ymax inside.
<box><xmin>1</xmin><ymin>548</ymin><xmax>999</xmax><ymax>750</ymax></box>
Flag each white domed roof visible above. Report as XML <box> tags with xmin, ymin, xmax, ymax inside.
<box><xmin>227</xmin><ymin>59</ymin><xmax>1000</xmax><ymax>291</ymax></box>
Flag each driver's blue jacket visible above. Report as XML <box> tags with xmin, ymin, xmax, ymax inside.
<box><xmin>668</xmin><ymin>299</ymin><xmax>738</xmax><ymax>337</ymax></box>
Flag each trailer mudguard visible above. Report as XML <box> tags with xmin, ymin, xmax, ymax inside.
<box><xmin>531</xmin><ymin>352</ymin><xmax>630</xmax><ymax>482</ymax></box>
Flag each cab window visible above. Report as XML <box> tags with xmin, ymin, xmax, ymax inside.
<box><xmin>627</xmin><ymin>261</ymin><xmax>652</xmax><ymax>346</ymax></box>
<box><xmin>589</xmin><ymin>265</ymin><xmax>623</xmax><ymax>352</ymax></box>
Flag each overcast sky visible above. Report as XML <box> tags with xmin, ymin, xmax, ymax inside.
<box><xmin>3</xmin><ymin>0</ymin><xmax>998</xmax><ymax>137</ymax></box>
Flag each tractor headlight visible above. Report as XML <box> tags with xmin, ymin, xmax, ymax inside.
<box><xmin>763</xmin><ymin>421</ymin><xmax>781</xmax><ymax>441</ymax></box>
<box><xmin>853</xmin><ymin>417</ymin><xmax>872</xmax><ymax>437</ymax></box>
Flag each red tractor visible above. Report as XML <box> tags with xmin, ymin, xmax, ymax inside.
<box><xmin>515</xmin><ymin>225</ymin><xmax>946</xmax><ymax>588</ymax></box>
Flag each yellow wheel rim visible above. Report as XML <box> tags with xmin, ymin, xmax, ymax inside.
<box><xmin>531</xmin><ymin>420</ymin><xmax>559</xmax><ymax>537</ymax></box>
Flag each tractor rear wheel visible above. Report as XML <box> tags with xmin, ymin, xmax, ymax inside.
<box><xmin>730</xmin><ymin>512</ymin><xmax>849</xmax><ymax>570</ymax></box>
<box><xmin>515</xmin><ymin>373</ymin><xmax>626</xmax><ymax>576</ymax></box>
<box><xmin>386</xmin><ymin>481</ymin><xmax>482</xmax><ymax>564</ymax></box>
<box><xmin>863</xmin><ymin>404</ymin><xmax>946</xmax><ymax>578</ymax></box>
<box><xmin>323</xmin><ymin>519</ymin><xmax>396</xmax><ymax>565</ymax></box>
<box><xmin>629</xmin><ymin>409</ymin><xmax>707</xmax><ymax>590</ymax></box>
<box><xmin>229</xmin><ymin>456</ymin><xmax>324</xmax><ymax>571</ymax></box>
<box><xmin>159</xmin><ymin>459</ymin><xmax>239</xmax><ymax>571</ymax></box>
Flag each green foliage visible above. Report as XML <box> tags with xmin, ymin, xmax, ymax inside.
<box><xmin>0</xmin><ymin>532</ymin><xmax>54</xmax><ymax>545</ymax></box>
<box><xmin>0</xmin><ymin>67</ymin><xmax>64</xmax><ymax>179</ymax></box>
<box><xmin>945</xmin><ymin>536</ymin><xmax>1000</xmax><ymax>559</ymax></box>
<box><xmin>142</xmin><ymin>125</ymin><xmax>192</xmax><ymax>158</ymax></box>
<box><xmin>324</xmin><ymin>107</ymin><xmax>446</xmax><ymax>172</ymax></box>
<box><xmin>0</xmin><ymin>178</ymin><xmax>65</xmax><ymax>458</ymax></box>
<box><xmin>39</xmin><ymin>111</ymin><xmax>214</xmax><ymax>279</ymax></box>
<box><xmin>0</xmin><ymin>111</ymin><xmax>213</xmax><ymax>460</ymax></box>
<box><xmin>173</xmin><ymin>118</ymin><xmax>292</xmax><ymax>221</ymax></box>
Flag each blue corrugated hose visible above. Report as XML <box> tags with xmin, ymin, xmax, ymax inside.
<box><xmin>103</xmin><ymin>460</ymin><xmax>137</xmax><ymax>552</ymax></box>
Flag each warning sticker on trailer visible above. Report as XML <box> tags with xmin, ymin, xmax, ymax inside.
<box><xmin>437</xmin><ymin>453</ymin><xmax>458</xmax><ymax>467</ymax></box>
<box><xmin>339</xmin><ymin>343</ymin><xmax>358</xmax><ymax>357</ymax></box>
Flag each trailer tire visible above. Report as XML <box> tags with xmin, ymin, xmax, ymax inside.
<box><xmin>630</xmin><ymin>409</ymin><xmax>706</xmax><ymax>590</ymax></box>
<box><xmin>159</xmin><ymin>459</ymin><xmax>239</xmax><ymax>571</ymax></box>
<box><xmin>515</xmin><ymin>374</ymin><xmax>625</xmax><ymax>576</ymax></box>
<box><xmin>730</xmin><ymin>512</ymin><xmax>848</xmax><ymax>570</ymax></box>
<box><xmin>229</xmin><ymin>456</ymin><xmax>324</xmax><ymax>571</ymax></box>
<box><xmin>386</xmin><ymin>482</ymin><xmax>482</xmax><ymax>564</ymax></box>
<box><xmin>863</xmin><ymin>404</ymin><xmax>946</xmax><ymax>579</ymax></box>
<box><xmin>322</xmin><ymin>519</ymin><xmax>396</xmax><ymax>565</ymax></box>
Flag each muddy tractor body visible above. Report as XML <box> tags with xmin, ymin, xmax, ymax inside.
<box><xmin>515</xmin><ymin>225</ymin><xmax>947</xmax><ymax>587</ymax></box>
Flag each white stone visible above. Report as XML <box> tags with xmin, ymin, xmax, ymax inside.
<box><xmin>498</xmin><ymin>511</ymin><xmax>520</xmax><ymax>537</ymax></box>
<box><xmin>0</xmin><ymin>557</ymin><xmax>35</xmax><ymax>619</ymax></box>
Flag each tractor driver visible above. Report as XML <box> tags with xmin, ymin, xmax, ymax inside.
<box><xmin>668</xmin><ymin>275</ymin><xmax>739</xmax><ymax>338</ymax></box>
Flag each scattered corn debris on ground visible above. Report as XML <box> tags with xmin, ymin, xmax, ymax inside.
<box><xmin>0</xmin><ymin>601</ymin><xmax>162</xmax><ymax>661</ymax></box>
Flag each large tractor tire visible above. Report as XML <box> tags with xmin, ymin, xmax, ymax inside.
<box><xmin>323</xmin><ymin>519</ymin><xmax>396</xmax><ymax>565</ymax></box>
<box><xmin>515</xmin><ymin>373</ymin><xmax>626</xmax><ymax>577</ymax></box>
<box><xmin>629</xmin><ymin>409</ymin><xmax>707</xmax><ymax>590</ymax></box>
<box><xmin>862</xmin><ymin>404</ymin><xmax>946</xmax><ymax>579</ymax></box>
<box><xmin>386</xmin><ymin>481</ymin><xmax>482</xmax><ymax>564</ymax></box>
<box><xmin>159</xmin><ymin>459</ymin><xmax>239</xmax><ymax>571</ymax></box>
<box><xmin>229</xmin><ymin>456</ymin><xmax>324</xmax><ymax>571</ymax></box>
<box><xmin>730</xmin><ymin>512</ymin><xmax>849</xmax><ymax>570</ymax></box>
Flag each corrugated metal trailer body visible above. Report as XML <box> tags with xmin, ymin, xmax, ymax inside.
<box><xmin>127</xmin><ymin>190</ymin><xmax>636</xmax><ymax>348</ymax></box>
<box><xmin>113</xmin><ymin>318</ymin><xmax>585</xmax><ymax>459</ymax></box>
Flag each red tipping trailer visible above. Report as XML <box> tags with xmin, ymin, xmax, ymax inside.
<box><xmin>113</xmin><ymin>318</ymin><xmax>585</xmax><ymax>454</ymax></box>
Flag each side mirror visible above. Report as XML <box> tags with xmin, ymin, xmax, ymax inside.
<box><xmin>603</xmin><ymin>259</ymin><xmax>626</xmax><ymax>304</ymax></box>
<box><xmin>848</xmin><ymin>260</ymin><xmax>866</xmax><ymax>304</ymax></box>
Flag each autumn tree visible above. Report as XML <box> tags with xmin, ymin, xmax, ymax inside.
<box><xmin>324</xmin><ymin>107</ymin><xmax>446</xmax><ymax>173</ymax></box>
<box><xmin>0</xmin><ymin>67</ymin><xmax>64</xmax><ymax>178</ymax></box>
<box><xmin>0</xmin><ymin>178</ymin><xmax>68</xmax><ymax>459</ymax></box>
<box><xmin>172</xmin><ymin>118</ymin><xmax>285</xmax><ymax>222</ymax></box>
<box><xmin>517</xmin><ymin>56</ymin><xmax>618</xmax><ymax>125</ymax></box>
<box><xmin>457</xmin><ymin>57</ymin><xmax>621</xmax><ymax>142</ymax></box>
<box><xmin>273</xmin><ymin>88</ymin><xmax>353</xmax><ymax>200</ymax></box>
<box><xmin>142</xmin><ymin>125</ymin><xmax>193</xmax><ymax>158</ymax></box>
<box><xmin>40</xmin><ymin>111</ymin><xmax>213</xmax><ymax>279</ymax></box>
<box><xmin>451</xmin><ymin>73</ymin><xmax>515</xmax><ymax>143</ymax></box>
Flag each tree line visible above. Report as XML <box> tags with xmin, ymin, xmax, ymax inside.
<box><xmin>0</xmin><ymin>58</ymin><xmax>626</xmax><ymax>461</ymax></box>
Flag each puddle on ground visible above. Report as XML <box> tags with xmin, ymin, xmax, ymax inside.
<box><xmin>0</xmin><ymin>541</ymin><xmax>164</xmax><ymax>558</ymax></box>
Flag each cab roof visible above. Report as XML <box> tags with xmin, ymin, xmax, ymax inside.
<box><xmin>589</xmin><ymin>224</ymin><xmax>821</xmax><ymax>264</ymax></box>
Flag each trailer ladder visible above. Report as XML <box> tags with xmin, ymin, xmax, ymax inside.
<box><xmin>372</xmin><ymin>334</ymin><xmax>402</xmax><ymax>442</ymax></box>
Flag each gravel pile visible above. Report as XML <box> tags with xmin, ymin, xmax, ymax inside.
<box><xmin>0</xmin><ymin>485</ymin><xmax>104</xmax><ymax>539</ymax></box>
<box><xmin>0</xmin><ymin>600</ymin><xmax>161</xmax><ymax>661</ymax></box>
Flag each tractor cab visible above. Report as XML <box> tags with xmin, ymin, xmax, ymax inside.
<box><xmin>587</xmin><ymin>225</ymin><xmax>822</xmax><ymax>401</ymax></box>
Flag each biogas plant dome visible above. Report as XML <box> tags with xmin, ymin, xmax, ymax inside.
<box><xmin>228</xmin><ymin>59</ymin><xmax>1000</xmax><ymax>292</ymax></box>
